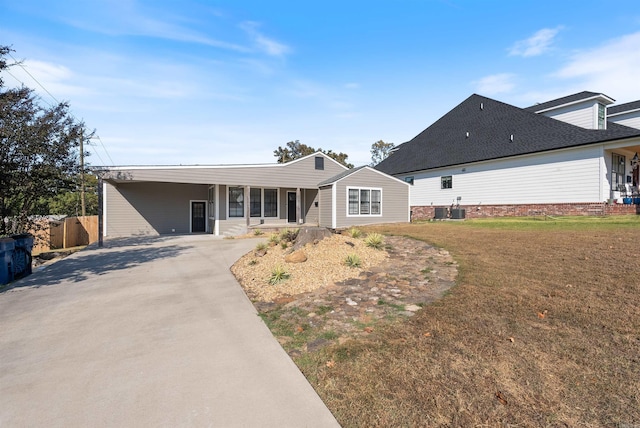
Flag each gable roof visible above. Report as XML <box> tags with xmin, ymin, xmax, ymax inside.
<box><xmin>375</xmin><ymin>94</ymin><xmax>640</xmax><ymax>176</ymax></box>
<box><xmin>608</xmin><ymin>100</ymin><xmax>640</xmax><ymax>116</ymax></box>
<box><xmin>318</xmin><ymin>165</ymin><xmax>410</xmax><ymax>187</ymax></box>
<box><xmin>524</xmin><ymin>91</ymin><xmax>615</xmax><ymax>113</ymax></box>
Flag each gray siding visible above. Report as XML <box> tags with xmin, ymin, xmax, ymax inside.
<box><xmin>106</xmin><ymin>182</ymin><xmax>208</xmax><ymax>237</ymax></box>
<box><xmin>304</xmin><ymin>189</ymin><xmax>319</xmax><ymax>226</ymax></box>
<box><xmin>318</xmin><ymin>186</ymin><xmax>333</xmax><ymax>228</ymax></box>
<box><xmin>218</xmin><ymin>185</ymin><xmax>227</xmax><ymax>220</ymax></box>
<box><xmin>104</xmin><ymin>153</ymin><xmax>348</xmax><ymax>188</ymax></box>
<box><xmin>334</xmin><ymin>168</ymin><xmax>409</xmax><ymax>228</ymax></box>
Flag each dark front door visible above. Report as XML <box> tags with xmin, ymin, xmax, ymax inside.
<box><xmin>191</xmin><ymin>201</ymin><xmax>206</xmax><ymax>233</ymax></box>
<box><xmin>287</xmin><ymin>192</ymin><xmax>297</xmax><ymax>223</ymax></box>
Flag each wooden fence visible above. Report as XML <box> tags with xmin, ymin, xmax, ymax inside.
<box><xmin>31</xmin><ymin>216</ymin><xmax>99</xmax><ymax>254</ymax></box>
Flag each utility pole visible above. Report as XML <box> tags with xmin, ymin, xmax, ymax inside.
<box><xmin>80</xmin><ymin>128</ymin><xmax>86</xmax><ymax>217</ymax></box>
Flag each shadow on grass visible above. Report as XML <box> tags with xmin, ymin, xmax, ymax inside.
<box><xmin>3</xmin><ymin>235</ymin><xmax>192</xmax><ymax>291</ymax></box>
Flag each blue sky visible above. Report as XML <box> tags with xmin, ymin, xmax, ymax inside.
<box><xmin>1</xmin><ymin>1</ymin><xmax>640</xmax><ymax>167</ymax></box>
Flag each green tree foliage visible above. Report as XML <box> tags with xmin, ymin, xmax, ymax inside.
<box><xmin>274</xmin><ymin>140</ymin><xmax>354</xmax><ymax>168</ymax></box>
<box><xmin>47</xmin><ymin>174</ymin><xmax>99</xmax><ymax>216</ymax></box>
<box><xmin>0</xmin><ymin>46</ymin><xmax>91</xmax><ymax>235</ymax></box>
<box><xmin>370</xmin><ymin>140</ymin><xmax>395</xmax><ymax>166</ymax></box>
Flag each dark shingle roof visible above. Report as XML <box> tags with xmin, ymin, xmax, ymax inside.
<box><xmin>375</xmin><ymin>94</ymin><xmax>640</xmax><ymax>176</ymax></box>
<box><xmin>524</xmin><ymin>91</ymin><xmax>613</xmax><ymax>112</ymax></box>
<box><xmin>608</xmin><ymin>100</ymin><xmax>640</xmax><ymax>116</ymax></box>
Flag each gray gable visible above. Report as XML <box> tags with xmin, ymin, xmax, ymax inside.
<box><xmin>523</xmin><ymin>91</ymin><xmax>612</xmax><ymax>112</ymax></box>
<box><xmin>376</xmin><ymin>94</ymin><xmax>640</xmax><ymax>176</ymax></box>
<box><xmin>318</xmin><ymin>166</ymin><xmax>367</xmax><ymax>186</ymax></box>
<box><xmin>608</xmin><ymin>100</ymin><xmax>640</xmax><ymax>115</ymax></box>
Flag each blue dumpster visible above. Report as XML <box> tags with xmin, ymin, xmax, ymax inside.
<box><xmin>11</xmin><ymin>234</ymin><xmax>34</xmax><ymax>280</ymax></box>
<box><xmin>0</xmin><ymin>237</ymin><xmax>15</xmax><ymax>285</ymax></box>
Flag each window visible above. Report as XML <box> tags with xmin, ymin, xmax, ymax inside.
<box><xmin>264</xmin><ymin>189</ymin><xmax>278</xmax><ymax>217</ymax></box>
<box><xmin>229</xmin><ymin>187</ymin><xmax>244</xmax><ymax>217</ymax></box>
<box><xmin>598</xmin><ymin>103</ymin><xmax>606</xmax><ymax>130</ymax></box>
<box><xmin>347</xmin><ymin>187</ymin><xmax>382</xmax><ymax>216</ymax></box>
<box><xmin>371</xmin><ymin>190</ymin><xmax>381</xmax><ymax>214</ymax></box>
<box><xmin>441</xmin><ymin>176</ymin><xmax>452</xmax><ymax>189</ymax></box>
<box><xmin>250</xmin><ymin>188</ymin><xmax>261</xmax><ymax>217</ymax></box>
<box><xmin>348</xmin><ymin>189</ymin><xmax>359</xmax><ymax>215</ymax></box>
<box><xmin>360</xmin><ymin>190</ymin><xmax>370</xmax><ymax>214</ymax></box>
<box><xmin>315</xmin><ymin>156</ymin><xmax>324</xmax><ymax>170</ymax></box>
<box><xmin>404</xmin><ymin>176</ymin><xmax>414</xmax><ymax>185</ymax></box>
<box><xmin>611</xmin><ymin>153</ymin><xmax>626</xmax><ymax>190</ymax></box>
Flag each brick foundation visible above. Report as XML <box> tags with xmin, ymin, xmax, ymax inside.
<box><xmin>411</xmin><ymin>202</ymin><xmax>640</xmax><ymax>220</ymax></box>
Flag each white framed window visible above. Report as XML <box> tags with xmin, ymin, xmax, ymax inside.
<box><xmin>441</xmin><ymin>176</ymin><xmax>452</xmax><ymax>189</ymax></box>
<box><xmin>347</xmin><ymin>187</ymin><xmax>382</xmax><ymax>216</ymax></box>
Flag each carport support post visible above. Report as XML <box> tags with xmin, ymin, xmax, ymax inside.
<box><xmin>97</xmin><ymin>176</ymin><xmax>103</xmax><ymax>247</ymax></box>
<box><xmin>296</xmin><ymin>187</ymin><xmax>301</xmax><ymax>224</ymax></box>
<box><xmin>245</xmin><ymin>185</ymin><xmax>250</xmax><ymax>228</ymax></box>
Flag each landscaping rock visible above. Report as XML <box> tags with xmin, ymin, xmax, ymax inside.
<box><xmin>292</xmin><ymin>227</ymin><xmax>332</xmax><ymax>250</ymax></box>
<box><xmin>285</xmin><ymin>250</ymin><xmax>307</xmax><ymax>263</ymax></box>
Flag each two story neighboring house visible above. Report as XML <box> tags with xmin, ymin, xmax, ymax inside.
<box><xmin>376</xmin><ymin>92</ymin><xmax>640</xmax><ymax>218</ymax></box>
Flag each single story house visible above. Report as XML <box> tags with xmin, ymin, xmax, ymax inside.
<box><xmin>375</xmin><ymin>91</ymin><xmax>640</xmax><ymax>218</ymax></box>
<box><xmin>100</xmin><ymin>152</ymin><xmax>409</xmax><ymax>237</ymax></box>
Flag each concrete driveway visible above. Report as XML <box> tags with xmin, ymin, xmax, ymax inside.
<box><xmin>0</xmin><ymin>235</ymin><xmax>339</xmax><ymax>427</ymax></box>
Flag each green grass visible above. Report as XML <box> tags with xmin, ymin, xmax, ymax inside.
<box><xmin>450</xmin><ymin>214</ymin><xmax>640</xmax><ymax>230</ymax></box>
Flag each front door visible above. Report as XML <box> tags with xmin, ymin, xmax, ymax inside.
<box><xmin>287</xmin><ymin>192</ymin><xmax>297</xmax><ymax>223</ymax></box>
<box><xmin>191</xmin><ymin>201</ymin><xmax>206</xmax><ymax>233</ymax></box>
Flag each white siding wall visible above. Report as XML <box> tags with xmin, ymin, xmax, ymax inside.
<box><xmin>404</xmin><ymin>145</ymin><xmax>604</xmax><ymax>206</ymax></box>
<box><xmin>541</xmin><ymin>101</ymin><xmax>597</xmax><ymax>129</ymax></box>
<box><xmin>609</xmin><ymin>111</ymin><xmax>640</xmax><ymax>130</ymax></box>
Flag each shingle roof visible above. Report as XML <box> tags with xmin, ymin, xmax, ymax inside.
<box><xmin>375</xmin><ymin>94</ymin><xmax>640</xmax><ymax>176</ymax></box>
<box><xmin>318</xmin><ymin>166</ymin><xmax>367</xmax><ymax>186</ymax></box>
<box><xmin>524</xmin><ymin>91</ymin><xmax>613</xmax><ymax>113</ymax></box>
<box><xmin>608</xmin><ymin>100</ymin><xmax>640</xmax><ymax>116</ymax></box>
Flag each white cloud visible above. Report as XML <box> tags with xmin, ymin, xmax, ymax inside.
<box><xmin>3</xmin><ymin>59</ymin><xmax>92</xmax><ymax>99</ymax></box>
<box><xmin>473</xmin><ymin>73</ymin><xmax>516</xmax><ymax>95</ymax></box>
<box><xmin>509</xmin><ymin>27</ymin><xmax>562</xmax><ymax>57</ymax></box>
<box><xmin>553</xmin><ymin>31</ymin><xmax>640</xmax><ymax>101</ymax></box>
<box><xmin>240</xmin><ymin>21</ymin><xmax>291</xmax><ymax>57</ymax></box>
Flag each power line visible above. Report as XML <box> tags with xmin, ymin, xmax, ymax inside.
<box><xmin>5</xmin><ymin>53</ymin><xmax>116</xmax><ymax>166</ymax></box>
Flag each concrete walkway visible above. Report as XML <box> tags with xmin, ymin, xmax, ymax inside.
<box><xmin>0</xmin><ymin>235</ymin><xmax>340</xmax><ymax>427</ymax></box>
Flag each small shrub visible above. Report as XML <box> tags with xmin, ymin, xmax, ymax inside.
<box><xmin>347</xmin><ymin>227</ymin><xmax>362</xmax><ymax>238</ymax></box>
<box><xmin>253</xmin><ymin>229</ymin><xmax>264</xmax><ymax>236</ymax></box>
<box><xmin>268</xmin><ymin>234</ymin><xmax>280</xmax><ymax>245</ymax></box>
<box><xmin>255</xmin><ymin>242</ymin><xmax>268</xmax><ymax>251</ymax></box>
<box><xmin>364</xmin><ymin>232</ymin><xmax>384</xmax><ymax>249</ymax></box>
<box><xmin>344</xmin><ymin>253</ymin><xmax>362</xmax><ymax>268</ymax></box>
<box><xmin>269</xmin><ymin>265</ymin><xmax>290</xmax><ymax>285</ymax></box>
<box><xmin>280</xmin><ymin>241</ymin><xmax>288</xmax><ymax>249</ymax></box>
<box><xmin>279</xmin><ymin>228</ymin><xmax>299</xmax><ymax>242</ymax></box>
<box><xmin>248</xmin><ymin>259</ymin><xmax>258</xmax><ymax>266</ymax></box>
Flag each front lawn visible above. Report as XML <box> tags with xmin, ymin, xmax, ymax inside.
<box><xmin>297</xmin><ymin>216</ymin><xmax>640</xmax><ymax>426</ymax></box>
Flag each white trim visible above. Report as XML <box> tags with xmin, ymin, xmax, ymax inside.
<box><xmin>189</xmin><ymin>200</ymin><xmax>208</xmax><ymax>233</ymax></box>
<box><xmin>608</xmin><ymin>107</ymin><xmax>640</xmax><ymax>117</ymax></box>
<box><xmin>102</xmin><ymin>182</ymin><xmax>108</xmax><ymax>237</ymax></box>
<box><xmin>331</xmin><ymin>184</ymin><xmax>337</xmax><ymax>229</ymax></box>
<box><xmin>346</xmin><ymin>187</ymin><xmax>383</xmax><ymax>217</ymax></box>
<box><xmin>101</xmin><ymin>151</ymin><xmax>349</xmax><ymax>172</ymax></box>
<box><xmin>531</xmin><ymin>94</ymin><xmax>615</xmax><ymax>114</ymax></box>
